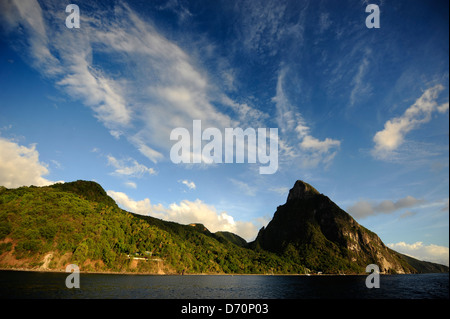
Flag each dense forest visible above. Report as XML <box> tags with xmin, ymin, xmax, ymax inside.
<box><xmin>1</xmin><ymin>180</ymin><xmax>447</xmax><ymax>275</ymax></box>
<box><xmin>0</xmin><ymin>181</ymin><xmax>305</xmax><ymax>274</ymax></box>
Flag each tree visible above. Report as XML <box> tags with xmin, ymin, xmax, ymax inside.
<box><xmin>73</xmin><ymin>241</ymin><xmax>89</xmax><ymax>263</ymax></box>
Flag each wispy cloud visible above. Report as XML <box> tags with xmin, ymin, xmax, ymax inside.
<box><xmin>56</xmin><ymin>61</ymin><xmax>132</xmax><ymax>128</ymax></box>
<box><xmin>372</xmin><ymin>85</ymin><xmax>449</xmax><ymax>159</ymax></box>
<box><xmin>347</xmin><ymin>195</ymin><xmax>425</xmax><ymax>219</ymax></box>
<box><xmin>1</xmin><ymin>1</ymin><xmax>132</xmax><ymax>130</ymax></box>
<box><xmin>318</xmin><ymin>12</ymin><xmax>332</xmax><ymax>33</ymax></box>
<box><xmin>440</xmin><ymin>198</ymin><xmax>449</xmax><ymax>212</ymax></box>
<box><xmin>93</xmin><ymin>4</ymin><xmax>232</xmax><ymax>158</ymax></box>
<box><xmin>124</xmin><ymin>181</ymin><xmax>137</xmax><ymax>189</ymax></box>
<box><xmin>0</xmin><ymin>0</ymin><xmax>236</xmax><ymax>166</ymax></box>
<box><xmin>180</xmin><ymin>179</ymin><xmax>196</xmax><ymax>190</ymax></box>
<box><xmin>233</xmin><ymin>0</ymin><xmax>305</xmax><ymax>58</ymax></box>
<box><xmin>50</xmin><ymin>160</ymin><xmax>62</xmax><ymax>169</ymax></box>
<box><xmin>273</xmin><ymin>68</ymin><xmax>341</xmax><ymax>169</ymax></box>
<box><xmin>229</xmin><ymin>178</ymin><xmax>256</xmax><ymax>196</ymax></box>
<box><xmin>349</xmin><ymin>50</ymin><xmax>372</xmax><ymax>107</ymax></box>
<box><xmin>399</xmin><ymin>211</ymin><xmax>416</xmax><ymax>219</ymax></box>
<box><xmin>220</xmin><ymin>95</ymin><xmax>269</xmax><ymax>129</ymax></box>
<box><xmin>107</xmin><ymin>155</ymin><xmax>156</xmax><ymax>178</ymax></box>
<box><xmin>157</xmin><ymin>0</ymin><xmax>193</xmax><ymax>23</ymax></box>
<box><xmin>0</xmin><ymin>0</ymin><xmax>61</xmax><ymax>76</ymax></box>
<box><xmin>269</xmin><ymin>186</ymin><xmax>290</xmax><ymax>196</ymax></box>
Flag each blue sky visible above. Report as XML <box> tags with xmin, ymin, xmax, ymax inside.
<box><xmin>0</xmin><ymin>0</ymin><xmax>448</xmax><ymax>265</ymax></box>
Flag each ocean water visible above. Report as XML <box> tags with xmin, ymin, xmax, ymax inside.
<box><xmin>0</xmin><ymin>271</ymin><xmax>448</xmax><ymax>299</ymax></box>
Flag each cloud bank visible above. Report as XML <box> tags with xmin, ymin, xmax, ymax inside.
<box><xmin>0</xmin><ymin>137</ymin><xmax>56</xmax><ymax>188</ymax></box>
<box><xmin>388</xmin><ymin>241</ymin><xmax>449</xmax><ymax>267</ymax></box>
<box><xmin>107</xmin><ymin>190</ymin><xmax>260</xmax><ymax>241</ymax></box>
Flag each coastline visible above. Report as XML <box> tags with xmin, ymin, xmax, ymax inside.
<box><xmin>0</xmin><ymin>267</ymin><xmax>400</xmax><ymax>276</ymax></box>
<box><xmin>0</xmin><ymin>267</ymin><xmax>300</xmax><ymax>275</ymax></box>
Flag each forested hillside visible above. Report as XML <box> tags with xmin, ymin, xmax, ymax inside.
<box><xmin>0</xmin><ymin>181</ymin><xmax>303</xmax><ymax>274</ymax></box>
<box><xmin>0</xmin><ymin>180</ymin><xmax>447</xmax><ymax>275</ymax></box>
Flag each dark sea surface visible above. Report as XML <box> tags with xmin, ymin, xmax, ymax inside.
<box><xmin>0</xmin><ymin>271</ymin><xmax>448</xmax><ymax>299</ymax></box>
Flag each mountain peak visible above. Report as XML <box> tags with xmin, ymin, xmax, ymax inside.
<box><xmin>254</xmin><ymin>179</ymin><xmax>450</xmax><ymax>274</ymax></box>
<box><xmin>286</xmin><ymin>180</ymin><xmax>320</xmax><ymax>202</ymax></box>
<box><xmin>50</xmin><ymin>180</ymin><xmax>117</xmax><ymax>207</ymax></box>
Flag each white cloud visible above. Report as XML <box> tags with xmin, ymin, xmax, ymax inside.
<box><xmin>107</xmin><ymin>190</ymin><xmax>259</xmax><ymax>241</ymax></box>
<box><xmin>220</xmin><ymin>95</ymin><xmax>269</xmax><ymax>128</ymax></box>
<box><xmin>347</xmin><ymin>195</ymin><xmax>425</xmax><ymax>219</ymax></box>
<box><xmin>229</xmin><ymin>178</ymin><xmax>256</xmax><ymax>196</ymax></box>
<box><xmin>56</xmin><ymin>57</ymin><xmax>132</xmax><ymax>128</ymax></box>
<box><xmin>129</xmin><ymin>136</ymin><xmax>165</xmax><ymax>164</ymax></box>
<box><xmin>0</xmin><ymin>1</ymin><xmax>132</xmax><ymax>130</ymax></box>
<box><xmin>349</xmin><ymin>51</ymin><xmax>372</xmax><ymax>107</ymax></box>
<box><xmin>109</xmin><ymin>130</ymin><xmax>123</xmax><ymax>140</ymax></box>
<box><xmin>437</xmin><ymin>102</ymin><xmax>449</xmax><ymax>114</ymax></box>
<box><xmin>269</xmin><ymin>186</ymin><xmax>290</xmax><ymax>196</ymax></box>
<box><xmin>124</xmin><ymin>181</ymin><xmax>137</xmax><ymax>189</ymax></box>
<box><xmin>0</xmin><ymin>137</ymin><xmax>57</xmax><ymax>188</ymax></box>
<box><xmin>372</xmin><ymin>85</ymin><xmax>449</xmax><ymax>159</ymax></box>
<box><xmin>273</xmin><ymin>68</ymin><xmax>341</xmax><ymax>169</ymax></box>
<box><xmin>107</xmin><ymin>190</ymin><xmax>153</xmax><ymax>216</ymax></box>
<box><xmin>299</xmin><ymin>135</ymin><xmax>341</xmax><ymax>154</ymax></box>
<box><xmin>93</xmin><ymin>4</ymin><xmax>231</xmax><ymax>153</ymax></box>
<box><xmin>350</xmin><ymin>58</ymin><xmax>371</xmax><ymax>106</ymax></box>
<box><xmin>107</xmin><ymin>155</ymin><xmax>156</xmax><ymax>177</ymax></box>
<box><xmin>181</xmin><ymin>180</ymin><xmax>196</xmax><ymax>190</ymax></box>
<box><xmin>0</xmin><ymin>0</ymin><xmax>61</xmax><ymax>76</ymax></box>
<box><xmin>1</xmin><ymin>0</ymin><xmax>235</xmax><ymax>166</ymax></box>
<box><xmin>387</xmin><ymin>242</ymin><xmax>449</xmax><ymax>267</ymax></box>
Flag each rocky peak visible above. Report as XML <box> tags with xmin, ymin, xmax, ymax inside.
<box><xmin>254</xmin><ymin>179</ymin><xmax>447</xmax><ymax>274</ymax></box>
<box><xmin>286</xmin><ymin>180</ymin><xmax>320</xmax><ymax>202</ymax></box>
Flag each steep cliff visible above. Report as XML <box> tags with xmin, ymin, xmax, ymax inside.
<box><xmin>252</xmin><ymin>180</ymin><xmax>441</xmax><ymax>274</ymax></box>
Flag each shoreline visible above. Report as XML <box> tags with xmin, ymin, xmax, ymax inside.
<box><xmin>0</xmin><ymin>267</ymin><xmax>425</xmax><ymax>276</ymax></box>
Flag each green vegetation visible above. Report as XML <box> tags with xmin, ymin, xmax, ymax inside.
<box><xmin>0</xmin><ymin>181</ymin><xmax>304</xmax><ymax>274</ymax></box>
<box><xmin>0</xmin><ymin>180</ymin><xmax>447</xmax><ymax>274</ymax></box>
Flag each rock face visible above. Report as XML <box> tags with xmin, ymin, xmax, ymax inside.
<box><xmin>253</xmin><ymin>180</ymin><xmax>418</xmax><ymax>274</ymax></box>
<box><xmin>286</xmin><ymin>180</ymin><xmax>320</xmax><ymax>201</ymax></box>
